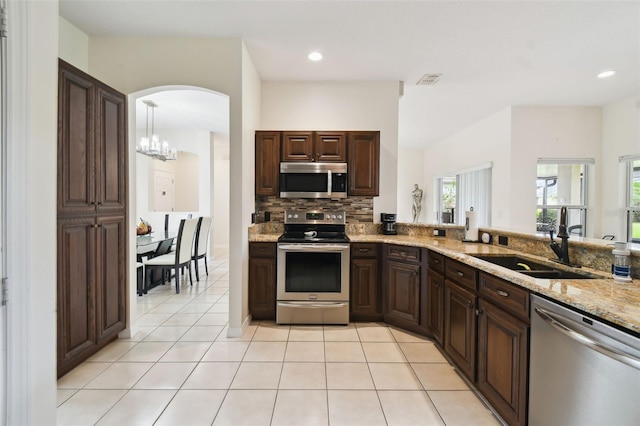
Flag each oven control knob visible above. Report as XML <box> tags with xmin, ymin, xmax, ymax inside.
<box><xmin>293</xmin><ymin>214</ymin><xmax>299</xmax><ymax>219</ymax></box>
<box><xmin>287</xmin><ymin>214</ymin><xmax>292</xmax><ymax>219</ymax></box>
<box><xmin>332</xmin><ymin>215</ymin><xmax>337</xmax><ymax>219</ymax></box>
<box><xmin>338</xmin><ymin>214</ymin><xmax>342</xmax><ymax>219</ymax></box>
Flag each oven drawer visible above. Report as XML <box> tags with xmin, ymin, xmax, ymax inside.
<box><xmin>277</xmin><ymin>301</ymin><xmax>349</xmax><ymax>325</ymax></box>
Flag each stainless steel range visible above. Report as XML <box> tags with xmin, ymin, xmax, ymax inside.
<box><xmin>276</xmin><ymin>210</ymin><xmax>350</xmax><ymax>325</ymax></box>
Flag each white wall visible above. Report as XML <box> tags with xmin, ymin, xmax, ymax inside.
<box><xmin>510</xmin><ymin>106</ymin><xmax>602</xmax><ymax>234</ymax></box>
<box><xmin>261</xmin><ymin>81</ymin><xmax>400</xmax><ymax>220</ymax></box>
<box><xmin>87</xmin><ymin>37</ymin><xmax>253</xmax><ymax>336</ymax></box>
<box><xmin>58</xmin><ymin>16</ymin><xmax>89</xmax><ymax>71</ymax></box>
<box><xmin>9</xmin><ymin>2</ymin><xmax>58</xmax><ymax>423</ymax></box>
<box><xmin>238</xmin><ymin>43</ymin><xmax>261</xmax><ymax>327</ymax></box>
<box><xmin>422</xmin><ymin>107</ymin><xmax>512</xmax><ymax>226</ymax></box>
<box><xmin>136</xmin><ymin>129</ymin><xmax>212</xmax><ymax>232</ymax></box>
<box><xmin>422</xmin><ymin>106</ymin><xmax>605</xmax><ymax>235</ymax></box>
<box><xmin>397</xmin><ymin>147</ymin><xmax>426</xmax><ymax>222</ymax></box>
<box><xmin>601</xmin><ymin>95</ymin><xmax>640</xmax><ymax>240</ymax></box>
<box><xmin>212</xmin><ymin>134</ymin><xmax>230</xmax><ymax>248</ymax></box>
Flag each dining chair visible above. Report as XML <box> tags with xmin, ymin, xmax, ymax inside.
<box><xmin>143</xmin><ymin>218</ymin><xmax>198</xmax><ymax>294</ymax></box>
<box><xmin>192</xmin><ymin>216</ymin><xmax>213</xmax><ymax>281</ymax></box>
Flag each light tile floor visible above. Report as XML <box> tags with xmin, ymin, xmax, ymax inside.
<box><xmin>57</xmin><ymin>248</ymin><xmax>503</xmax><ymax>425</ymax></box>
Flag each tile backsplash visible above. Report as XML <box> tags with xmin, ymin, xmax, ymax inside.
<box><xmin>255</xmin><ymin>196</ymin><xmax>374</xmax><ymax>223</ymax></box>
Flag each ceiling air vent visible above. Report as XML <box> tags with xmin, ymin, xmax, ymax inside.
<box><xmin>416</xmin><ymin>73</ymin><xmax>442</xmax><ymax>86</ymax></box>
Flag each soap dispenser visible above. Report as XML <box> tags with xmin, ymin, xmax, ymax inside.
<box><xmin>612</xmin><ymin>241</ymin><xmax>632</xmax><ymax>282</ymax></box>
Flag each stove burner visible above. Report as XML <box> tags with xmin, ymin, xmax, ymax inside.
<box><xmin>279</xmin><ymin>210</ymin><xmax>349</xmax><ymax>243</ymax></box>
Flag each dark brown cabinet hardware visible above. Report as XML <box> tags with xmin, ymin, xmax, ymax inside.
<box><xmin>496</xmin><ymin>289</ymin><xmax>509</xmax><ymax>297</ymax></box>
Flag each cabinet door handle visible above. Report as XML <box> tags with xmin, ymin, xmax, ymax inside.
<box><xmin>93</xmin><ymin>224</ymin><xmax>99</xmax><ymax>228</ymax></box>
<box><xmin>433</xmin><ymin>259</ymin><xmax>440</xmax><ymax>264</ymax></box>
<box><xmin>467</xmin><ymin>302</ymin><xmax>474</xmax><ymax>309</ymax></box>
<box><xmin>358</xmin><ymin>248</ymin><xmax>369</xmax><ymax>252</ymax></box>
<box><xmin>476</xmin><ymin>308</ymin><xmax>483</xmax><ymax>316</ymax></box>
<box><xmin>496</xmin><ymin>289</ymin><xmax>509</xmax><ymax>297</ymax></box>
<box><xmin>400</xmin><ymin>252</ymin><xmax>407</xmax><ymax>257</ymax></box>
<box><xmin>434</xmin><ymin>282</ymin><xmax>441</xmax><ymax>288</ymax></box>
<box><xmin>457</xmin><ymin>271</ymin><xmax>464</xmax><ymax>277</ymax></box>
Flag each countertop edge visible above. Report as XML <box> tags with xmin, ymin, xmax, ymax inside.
<box><xmin>249</xmin><ymin>233</ymin><xmax>640</xmax><ymax>335</ymax></box>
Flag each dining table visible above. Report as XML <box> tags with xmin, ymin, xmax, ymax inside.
<box><xmin>136</xmin><ymin>231</ymin><xmax>178</xmax><ymax>294</ymax></box>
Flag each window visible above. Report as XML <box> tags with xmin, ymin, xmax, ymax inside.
<box><xmin>536</xmin><ymin>158</ymin><xmax>592</xmax><ymax>236</ymax></box>
<box><xmin>435</xmin><ymin>163</ymin><xmax>492</xmax><ymax>226</ymax></box>
<box><xmin>438</xmin><ymin>176</ymin><xmax>457</xmax><ymax>224</ymax></box>
<box><xmin>625</xmin><ymin>157</ymin><xmax>640</xmax><ymax>243</ymax></box>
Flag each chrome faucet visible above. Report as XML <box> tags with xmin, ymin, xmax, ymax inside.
<box><xmin>549</xmin><ymin>206</ymin><xmax>571</xmax><ymax>266</ymax></box>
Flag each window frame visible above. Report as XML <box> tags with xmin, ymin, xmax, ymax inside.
<box><xmin>536</xmin><ymin>158</ymin><xmax>593</xmax><ymax>236</ymax></box>
<box><xmin>625</xmin><ymin>157</ymin><xmax>640</xmax><ymax>244</ymax></box>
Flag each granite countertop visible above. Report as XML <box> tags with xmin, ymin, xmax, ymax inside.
<box><xmin>249</xmin><ymin>232</ymin><xmax>640</xmax><ymax>335</ymax></box>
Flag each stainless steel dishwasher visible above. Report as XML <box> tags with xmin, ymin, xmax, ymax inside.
<box><xmin>529</xmin><ymin>295</ymin><xmax>640</xmax><ymax>425</ymax></box>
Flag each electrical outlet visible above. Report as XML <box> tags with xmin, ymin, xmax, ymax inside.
<box><xmin>433</xmin><ymin>229</ymin><xmax>446</xmax><ymax>237</ymax></box>
<box><xmin>498</xmin><ymin>235</ymin><xmax>508</xmax><ymax>246</ymax></box>
<box><xmin>251</xmin><ymin>213</ymin><xmax>256</xmax><ymax>224</ymax></box>
<box><xmin>265</xmin><ymin>211</ymin><xmax>271</xmax><ymax>221</ymax></box>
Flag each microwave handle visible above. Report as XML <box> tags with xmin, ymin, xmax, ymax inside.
<box><xmin>327</xmin><ymin>170</ymin><xmax>332</xmax><ymax>196</ymax></box>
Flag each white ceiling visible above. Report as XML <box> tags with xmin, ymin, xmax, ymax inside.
<box><xmin>59</xmin><ymin>0</ymin><xmax>639</xmax><ymax>148</ymax></box>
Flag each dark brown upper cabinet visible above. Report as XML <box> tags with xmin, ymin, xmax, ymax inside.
<box><xmin>58</xmin><ymin>61</ymin><xmax>126</xmax><ymax>216</ymax></box>
<box><xmin>281</xmin><ymin>131</ymin><xmax>314</xmax><ymax>162</ymax></box>
<box><xmin>347</xmin><ymin>131</ymin><xmax>380</xmax><ymax>196</ymax></box>
<box><xmin>281</xmin><ymin>131</ymin><xmax>347</xmax><ymax>163</ymax></box>
<box><xmin>255</xmin><ymin>131</ymin><xmax>281</xmax><ymax>196</ymax></box>
<box><xmin>314</xmin><ymin>131</ymin><xmax>347</xmax><ymax>162</ymax></box>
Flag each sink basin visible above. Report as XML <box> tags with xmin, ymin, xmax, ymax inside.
<box><xmin>471</xmin><ymin>254</ymin><xmax>598</xmax><ymax>279</ymax></box>
<box><xmin>471</xmin><ymin>255</ymin><xmax>553</xmax><ymax>271</ymax></box>
<box><xmin>517</xmin><ymin>270</ymin><xmax>597</xmax><ymax>279</ymax></box>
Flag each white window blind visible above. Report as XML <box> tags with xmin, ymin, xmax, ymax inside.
<box><xmin>457</xmin><ymin>166</ymin><xmax>492</xmax><ymax>227</ymax></box>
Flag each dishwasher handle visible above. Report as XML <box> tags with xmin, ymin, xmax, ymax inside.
<box><xmin>534</xmin><ymin>307</ymin><xmax>640</xmax><ymax>371</ymax></box>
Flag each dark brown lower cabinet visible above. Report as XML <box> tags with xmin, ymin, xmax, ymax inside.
<box><xmin>249</xmin><ymin>243</ymin><xmax>277</xmax><ymax>320</ymax></box>
<box><xmin>95</xmin><ymin>216</ymin><xmax>127</xmax><ymax>342</ymax></box>
<box><xmin>57</xmin><ymin>215</ymin><xmax>126</xmax><ymax>377</ymax></box>
<box><xmin>423</xmin><ymin>268</ymin><xmax>445</xmax><ymax>345</ymax></box>
<box><xmin>350</xmin><ymin>257</ymin><xmax>381</xmax><ymax>321</ymax></box>
<box><xmin>385</xmin><ymin>260</ymin><xmax>421</xmax><ymax>326</ymax></box>
<box><xmin>477</xmin><ymin>298</ymin><xmax>529</xmax><ymax>426</ymax></box>
<box><xmin>444</xmin><ymin>279</ymin><xmax>477</xmax><ymax>381</ymax></box>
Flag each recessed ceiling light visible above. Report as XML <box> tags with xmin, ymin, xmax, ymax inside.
<box><xmin>308</xmin><ymin>51</ymin><xmax>323</xmax><ymax>61</ymax></box>
<box><xmin>597</xmin><ymin>70</ymin><xmax>616</xmax><ymax>78</ymax></box>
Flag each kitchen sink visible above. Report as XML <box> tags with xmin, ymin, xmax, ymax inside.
<box><xmin>471</xmin><ymin>254</ymin><xmax>598</xmax><ymax>279</ymax></box>
<box><xmin>471</xmin><ymin>255</ymin><xmax>553</xmax><ymax>271</ymax></box>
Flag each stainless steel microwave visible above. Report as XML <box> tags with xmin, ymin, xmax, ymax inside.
<box><xmin>279</xmin><ymin>162</ymin><xmax>348</xmax><ymax>199</ymax></box>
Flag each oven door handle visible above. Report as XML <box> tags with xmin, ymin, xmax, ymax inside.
<box><xmin>279</xmin><ymin>301</ymin><xmax>348</xmax><ymax>309</ymax></box>
<box><xmin>278</xmin><ymin>244</ymin><xmax>350</xmax><ymax>251</ymax></box>
<box><xmin>327</xmin><ymin>169</ymin><xmax>332</xmax><ymax>196</ymax></box>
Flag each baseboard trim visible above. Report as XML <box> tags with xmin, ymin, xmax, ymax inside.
<box><xmin>226</xmin><ymin>314</ymin><xmax>251</xmax><ymax>338</ymax></box>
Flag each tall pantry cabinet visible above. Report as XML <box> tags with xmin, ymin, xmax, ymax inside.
<box><xmin>57</xmin><ymin>59</ymin><xmax>128</xmax><ymax>378</ymax></box>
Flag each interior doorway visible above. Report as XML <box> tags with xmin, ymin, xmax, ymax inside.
<box><xmin>152</xmin><ymin>169</ymin><xmax>174</xmax><ymax>212</ymax></box>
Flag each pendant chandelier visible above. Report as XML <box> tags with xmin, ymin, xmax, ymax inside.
<box><xmin>136</xmin><ymin>100</ymin><xmax>177</xmax><ymax>161</ymax></box>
